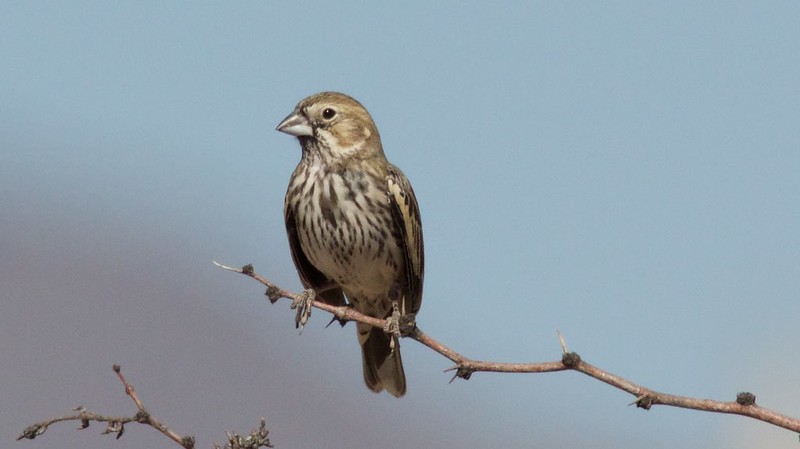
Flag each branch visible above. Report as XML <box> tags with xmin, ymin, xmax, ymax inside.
<box><xmin>18</xmin><ymin>365</ymin><xmax>273</xmax><ymax>449</ymax></box>
<box><xmin>214</xmin><ymin>261</ymin><xmax>800</xmax><ymax>434</ymax></box>
<box><xmin>17</xmin><ymin>365</ymin><xmax>195</xmax><ymax>448</ymax></box>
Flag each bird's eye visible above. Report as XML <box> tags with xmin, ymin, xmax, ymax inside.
<box><xmin>322</xmin><ymin>108</ymin><xmax>336</xmax><ymax>120</ymax></box>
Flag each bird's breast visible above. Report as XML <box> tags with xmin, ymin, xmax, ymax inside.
<box><xmin>293</xmin><ymin>164</ymin><xmax>403</xmax><ymax>301</ymax></box>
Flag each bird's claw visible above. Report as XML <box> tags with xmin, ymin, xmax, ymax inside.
<box><xmin>384</xmin><ymin>303</ymin><xmax>401</xmax><ymax>352</ymax></box>
<box><xmin>384</xmin><ymin>314</ymin><xmax>400</xmax><ymax>335</ymax></box>
<box><xmin>384</xmin><ymin>301</ymin><xmax>416</xmax><ymax>337</ymax></box>
<box><xmin>384</xmin><ymin>302</ymin><xmax>417</xmax><ymax>353</ymax></box>
<box><xmin>384</xmin><ymin>301</ymin><xmax>402</xmax><ymax>334</ymax></box>
<box><xmin>292</xmin><ymin>289</ymin><xmax>315</xmax><ymax>329</ymax></box>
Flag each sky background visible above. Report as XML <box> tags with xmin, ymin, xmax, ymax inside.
<box><xmin>2</xmin><ymin>2</ymin><xmax>799</xmax><ymax>448</ymax></box>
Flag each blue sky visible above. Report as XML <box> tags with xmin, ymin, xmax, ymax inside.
<box><xmin>3</xmin><ymin>2</ymin><xmax>799</xmax><ymax>448</ymax></box>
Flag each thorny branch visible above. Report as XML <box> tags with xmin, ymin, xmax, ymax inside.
<box><xmin>214</xmin><ymin>261</ymin><xmax>800</xmax><ymax>435</ymax></box>
<box><xmin>17</xmin><ymin>365</ymin><xmax>273</xmax><ymax>449</ymax></box>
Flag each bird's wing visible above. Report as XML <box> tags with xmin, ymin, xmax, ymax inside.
<box><xmin>386</xmin><ymin>165</ymin><xmax>424</xmax><ymax>315</ymax></box>
<box><xmin>284</xmin><ymin>205</ymin><xmax>347</xmax><ymax>309</ymax></box>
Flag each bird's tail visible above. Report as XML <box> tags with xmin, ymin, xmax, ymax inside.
<box><xmin>357</xmin><ymin>322</ymin><xmax>406</xmax><ymax>397</ymax></box>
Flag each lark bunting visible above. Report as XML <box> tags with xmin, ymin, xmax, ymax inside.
<box><xmin>277</xmin><ymin>92</ymin><xmax>424</xmax><ymax>397</ymax></box>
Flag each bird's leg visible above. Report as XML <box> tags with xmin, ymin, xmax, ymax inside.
<box><xmin>384</xmin><ymin>301</ymin><xmax>401</xmax><ymax>335</ymax></box>
<box><xmin>384</xmin><ymin>297</ymin><xmax>417</xmax><ymax>351</ymax></box>
<box><xmin>296</xmin><ymin>282</ymin><xmax>340</xmax><ymax>329</ymax></box>
<box><xmin>384</xmin><ymin>301</ymin><xmax>401</xmax><ymax>352</ymax></box>
<box><xmin>291</xmin><ymin>289</ymin><xmax>315</xmax><ymax>329</ymax></box>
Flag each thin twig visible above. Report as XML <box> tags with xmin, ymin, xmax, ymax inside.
<box><xmin>214</xmin><ymin>261</ymin><xmax>800</xmax><ymax>434</ymax></box>
<box><xmin>18</xmin><ymin>365</ymin><xmax>196</xmax><ymax>449</ymax></box>
<box><xmin>557</xmin><ymin>329</ymin><xmax>568</xmax><ymax>354</ymax></box>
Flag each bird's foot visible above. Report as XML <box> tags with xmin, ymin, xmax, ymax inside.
<box><xmin>291</xmin><ymin>289</ymin><xmax>315</xmax><ymax>329</ymax></box>
<box><xmin>384</xmin><ymin>302</ymin><xmax>416</xmax><ymax>340</ymax></box>
<box><xmin>384</xmin><ymin>311</ymin><xmax>399</xmax><ymax>336</ymax></box>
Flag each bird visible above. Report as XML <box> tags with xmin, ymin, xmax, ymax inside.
<box><xmin>276</xmin><ymin>92</ymin><xmax>424</xmax><ymax>397</ymax></box>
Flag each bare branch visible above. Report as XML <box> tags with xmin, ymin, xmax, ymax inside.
<box><xmin>18</xmin><ymin>365</ymin><xmax>252</xmax><ymax>449</ymax></box>
<box><xmin>215</xmin><ymin>261</ymin><xmax>800</xmax><ymax>434</ymax></box>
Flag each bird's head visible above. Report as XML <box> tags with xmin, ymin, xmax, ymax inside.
<box><xmin>276</xmin><ymin>92</ymin><xmax>384</xmax><ymax>162</ymax></box>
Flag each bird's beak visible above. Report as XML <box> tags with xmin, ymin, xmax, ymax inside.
<box><xmin>276</xmin><ymin>111</ymin><xmax>313</xmax><ymax>137</ymax></box>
